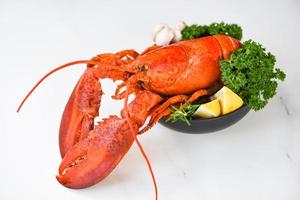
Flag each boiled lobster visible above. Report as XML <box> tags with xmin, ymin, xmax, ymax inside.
<box><xmin>17</xmin><ymin>34</ymin><xmax>240</xmax><ymax>199</ymax></box>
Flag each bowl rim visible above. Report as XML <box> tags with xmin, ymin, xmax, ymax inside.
<box><xmin>162</xmin><ymin>104</ymin><xmax>250</xmax><ymax>123</ymax></box>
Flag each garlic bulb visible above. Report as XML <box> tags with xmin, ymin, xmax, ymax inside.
<box><xmin>153</xmin><ymin>26</ymin><xmax>174</xmax><ymax>46</ymax></box>
<box><xmin>172</xmin><ymin>29</ymin><xmax>182</xmax><ymax>42</ymax></box>
<box><xmin>152</xmin><ymin>23</ymin><xmax>167</xmax><ymax>41</ymax></box>
<box><xmin>152</xmin><ymin>21</ymin><xmax>187</xmax><ymax>45</ymax></box>
<box><xmin>172</xmin><ymin>21</ymin><xmax>187</xmax><ymax>42</ymax></box>
<box><xmin>175</xmin><ymin>21</ymin><xmax>187</xmax><ymax>32</ymax></box>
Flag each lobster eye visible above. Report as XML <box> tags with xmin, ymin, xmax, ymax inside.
<box><xmin>138</xmin><ymin>65</ymin><xmax>148</xmax><ymax>72</ymax></box>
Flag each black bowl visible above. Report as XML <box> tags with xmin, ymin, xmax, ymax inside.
<box><xmin>159</xmin><ymin>105</ymin><xmax>251</xmax><ymax>134</ymax></box>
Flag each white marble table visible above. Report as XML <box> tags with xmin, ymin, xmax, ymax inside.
<box><xmin>1</xmin><ymin>0</ymin><xmax>299</xmax><ymax>199</ymax></box>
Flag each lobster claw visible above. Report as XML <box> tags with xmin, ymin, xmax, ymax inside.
<box><xmin>59</xmin><ymin>68</ymin><xmax>102</xmax><ymax>157</ymax></box>
<box><xmin>57</xmin><ymin>91</ymin><xmax>163</xmax><ymax>189</ymax></box>
<box><xmin>57</xmin><ymin>116</ymin><xmax>137</xmax><ymax>189</ymax></box>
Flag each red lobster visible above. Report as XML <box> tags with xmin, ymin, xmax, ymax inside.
<box><xmin>18</xmin><ymin>35</ymin><xmax>240</xmax><ymax>199</ymax></box>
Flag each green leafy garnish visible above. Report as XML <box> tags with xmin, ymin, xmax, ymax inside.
<box><xmin>220</xmin><ymin>40</ymin><xmax>286</xmax><ymax>111</ymax></box>
<box><xmin>181</xmin><ymin>22</ymin><xmax>242</xmax><ymax>40</ymax></box>
<box><xmin>166</xmin><ymin>100</ymin><xmax>199</xmax><ymax>125</ymax></box>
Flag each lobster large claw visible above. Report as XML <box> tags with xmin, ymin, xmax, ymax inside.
<box><xmin>59</xmin><ymin>51</ymin><xmax>141</xmax><ymax>157</ymax></box>
<box><xmin>59</xmin><ymin>68</ymin><xmax>102</xmax><ymax>157</ymax></box>
<box><xmin>57</xmin><ymin>116</ymin><xmax>136</xmax><ymax>188</ymax></box>
<box><xmin>57</xmin><ymin>91</ymin><xmax>163</xmax><ymax>189</ymax></box>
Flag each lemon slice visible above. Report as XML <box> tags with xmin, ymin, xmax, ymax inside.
<box><xmin>214</xmin><ymin>86</ymin><xmax>243</xmax><ymax>115</ymax></box>
<box><xmin>193</xmin><ymin>99</ymin><xmax>221</xmax><ymax>118</ymax></box>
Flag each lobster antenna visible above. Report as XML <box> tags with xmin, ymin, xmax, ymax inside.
<box><xmin>123</xmin><ymin>83</ymin><xmax>158</xmax><ymax>200</ymax></box>
<box><xmin>17</xmin><ymin>60</ymin><xmax>104</xmax><ymax>112</ymax></box>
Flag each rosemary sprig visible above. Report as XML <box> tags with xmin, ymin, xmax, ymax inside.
<box><xmin>166</xmin><ymin>100</ymin><xmax>199</xmax><ymax>125</ymax></box>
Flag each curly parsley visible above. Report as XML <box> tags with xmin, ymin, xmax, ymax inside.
<box><xmin>220</xmin><ymin>40</ymin><xmax>286</xmax><ymax>111</ymax></box>
<box><xmin>181</xmin><ymin>22</ymin><xmax>242</xmax><ymax>40</ymax></box>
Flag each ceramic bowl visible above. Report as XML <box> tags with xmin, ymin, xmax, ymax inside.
<box><xmin>159</xmin><ymin>105</ymin><xmax>251</xmax><ymax>134</ymax></box>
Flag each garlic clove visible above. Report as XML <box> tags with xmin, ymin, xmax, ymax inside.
<box><xmin>152</xmin><ymin>23</ymin><xmax>167</xmax><ymax>41</ymax></box>
<box><xmin>175</xmin><ymin>21</ymin><xmax>187</xmax><ymax>32</ymax></box>
<box><xmin>172</xmin><ymin>29</ymin><xmax>182</xmax><ymax>43</ymax></box>
<box><xmin>154</xmin><ymin>27</ymin><xmax>174</xmax><ymax>46</ymax></box>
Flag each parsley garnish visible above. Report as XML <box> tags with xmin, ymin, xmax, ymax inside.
<box><xmin>181</xmin><ymin>22</ymin><xmax>242</xmax><ymax>40</ymax></box>
<box><xmin>220</xmin><ymin>40</ymin><xmax>286</xmax><ymax>111</ymax></box>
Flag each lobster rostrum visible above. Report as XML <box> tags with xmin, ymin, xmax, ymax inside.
<box><xmin>18</xmin><ymin>34</ymin><xmax>240</xmax><ymax>199</ymax></box>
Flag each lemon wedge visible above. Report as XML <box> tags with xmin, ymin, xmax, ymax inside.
<box><xmin>193</xmin><ymin>99</ymin><xmax>221</xmax><ymax>118</ymax></box>
<box><xmin>214</xmin><ymin>86</ymin><xmax>243</xmax><ymax>115</ymax></box>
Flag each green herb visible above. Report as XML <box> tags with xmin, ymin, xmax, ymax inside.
<box><xmin>220</xmin><ymin>40</ymin><xmax>286</xmax><ymax>111</ymax></box>
<box><xmin>166</xmin><ymin>100</ymin><xmax>199</xmax><ymax>125</ymax></box>
<box><xmin>181</xmin><ymin>22</ymin><xmax>242</xmax><ymax>40</ymax></box>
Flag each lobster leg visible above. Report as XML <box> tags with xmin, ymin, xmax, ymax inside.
<box><xmin>115</xmin><ymin>49</ymin><xmax>139</xmax><ymax>62</ymax></box>
<box><xmin>57</xmin><ymin>90</ymin><xmax>163</xmax><ymax>189</ymax></box>
<box><xmin>88</xmin><ymin>49</ymin><xmax>139</xmax><ymax>67</ymax></box>
<box><xmin>149</xmin><ymin>95</ymin><xmax>188</xmax><ymax>118</ymax></box>
<box><xmin>138</xmin><ymin>95</ymin><xmax>188</xmax><ymax>134</ymax></box>
<box><xmin>141</xmin><ymin>81</ymin><xmax>223</xmax><ymax>133</ymax></box>
<box><xmin>139</xmin><ymin>89</ymin><xmax>210</xmax><ymax>134</ymax></box>
<box><xmin>187</xmin><ymin>88</ymin><xmax>209</xmax><ymax>102</ymax></box>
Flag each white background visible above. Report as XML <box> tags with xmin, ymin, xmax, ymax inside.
<box><xmin>1</xmin><ymin>0</ymin><xmax>300</xmax><ymax>200</ymax></box>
